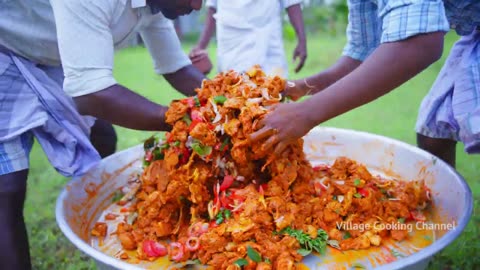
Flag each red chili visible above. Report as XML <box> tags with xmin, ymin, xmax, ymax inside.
<box><xmin>144</xmin><ymin>151</ymin><xmax>153</xmax><ymax>162</ymax></box>
<box><xmin>313</xmin><ymin>165</ymin><xmax>330</xmax><ymax>172</ymax></box>
<box><xmin>220</xmin><ymin>175</ymin><xmax>234</xmax><ymax>191</ymax></box>
<box><xmin>180</xmin><ymin>148</ymin><xmax>190</xmax><ymax>164</ymax></box>
<box><xmin>185</xmin><ymin>236</ymin><xmax>200</xmax><ymax>251</ymax></box>
<box><xmin>169</xmin><ymin>242</ymin><xmax>184</xmax><ymax>262</ymax></box>
<box><xmin>357</xmin><ymin>187</ymin><xmax>369</xmax><ymax>197</ymax></box>
<box><xmin>180</xmin><ymin>97</ymin><xmax>195</xmax><ymax>108</ymax></box>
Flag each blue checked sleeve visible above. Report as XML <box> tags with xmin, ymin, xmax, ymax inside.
<box><xmin>380</xmin><ymin>0</ymin><xmax>450</xmax><ymax>43</ymax></box>
<box><xmin>342</xmin><ymin>0</ymin><xmax>381</xmax><ymax>61</ymax></box>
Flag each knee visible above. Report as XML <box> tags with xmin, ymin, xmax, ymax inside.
<box><xmin>90</xmin><ymin>120</ymin><xmax>117</xmax><ymax>158</ymax></box>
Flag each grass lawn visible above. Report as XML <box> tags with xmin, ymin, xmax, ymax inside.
<box><xmin>25</xmin><ymin>31</ymin><xmax>479</xmax><ymax>269</ymax></box>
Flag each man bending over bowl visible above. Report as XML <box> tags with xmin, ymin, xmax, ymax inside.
<box><xmin>0</xmin><ymin>0</ymin><xmax>203</xmax><ymax>269</ymax></box>
<box><xmin>251</xmin><ymin>0</ymin><xmax>480</xmax><ymax>168</ymax></box>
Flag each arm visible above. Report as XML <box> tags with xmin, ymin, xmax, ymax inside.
<box><xmin>50</xmin><ymin>0</ymin><xmax>167</xmax><ymax>130</ymax></box>
<box><xmin>251</xmin><ymin>33</ymin><xmax>444</xmax><ymax>154</ymax></box>
<box><xmin>75</xmin><ymin>85</ymin><xmax>169</xmax><ymax>131</ymax></box>
<box><xmin>286</xmin><ymin>3</ymin><xmax>307</xmax><ymax>72</ymax></box>
<box><xmin>163</xmin><ymin>64</ymin><xmax>205</xmax><ymax>96</ymax></box>
<box><xmin>303</xmin><ymin>32</ymin><xmax>444</xmax><ymax>127</ymax></box>
<box><xmin>192</xmin><ymin>7</ymin><xmax>216</xmax><ymax>53</ymax></box>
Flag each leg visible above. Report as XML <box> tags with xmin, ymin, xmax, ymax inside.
<box><xmin>0</xmin><ymin>170</ymin><xmax>31</xmax><ymax>270</ymax></box>
<box><xmin>417</xmin><ymin>133</ymin><xmax>457</xmax><ymax>168</ymax></box>
<box><xmin>90</xmin><ymin>119</ymin><xmax>117</xmax><ymax>158</ymax></box>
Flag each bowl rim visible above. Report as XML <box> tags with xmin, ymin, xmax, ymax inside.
<box><xmin>55</xmin><ymin>126</ymin><xmax>473</xmax><ymax>270</ymax></box>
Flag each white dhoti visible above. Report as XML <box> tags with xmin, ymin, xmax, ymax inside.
<box><xmin>208</xmin><ymin>0</ymin><xmax>298</xmax><ymax>78</ymax></box>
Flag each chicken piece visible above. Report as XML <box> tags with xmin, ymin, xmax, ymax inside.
<box><xmin>165</xmin><ymin>101</ymin><xmax>188</xmax><ymax>125</ymax></box>
<box><xmin>91</xmin><ymin>222</ymin><xmax>107</xmax><ymax>237</ymax></box>
<box><xmin>224</xmin><ymin>97</ymin><xmax>245</xmax><ymax>109</ymax></box>
<box><xmin>118</xmin><ymin>232</ymin><xmax>136</xmax><ymax>250</ymax></box>
<box><xmin>190</xmin><ymin>122</ymin><xmax>217</xmax><ymax>146</ymax></box>
<box><xmin>224</xmin><ymin>118</ymin><xmax>241</xmax><ymax>137</ymax></box>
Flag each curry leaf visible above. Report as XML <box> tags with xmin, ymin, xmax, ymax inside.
<box><xmin>213</xmin><ymin>95</ymin><xmax>227</xmax><ymax>104</ymax></box>
<box><xmin>247</xmin><ymin>246</ymin><xmax>262</xmax><ymax>262</ymax></box>
<box><xmin>297</xmin><ymin>248</ymin><xmax>312</xmax><ymax>256</ymax></box>
<box><xmin>234</xmin><ymin>258</ymin><xmax>249</xmax><ymax>267</ymax></box>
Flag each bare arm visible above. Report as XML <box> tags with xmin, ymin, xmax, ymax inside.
<box><xmin>287</xmin><ymin>56</ymin><xmax>361</xmax><ymax>99</ymax></box>
<box><xmin>286</xmin><ymin>4</ymin><xmax>307</xmax><ymax>72</ymax></box>
<box><xmin>303</xmin><ymin>32</ymin><xmax>444</xmax><ymax>126</ymax></box>
<box><xmin>250</xmin><ymin>32</ymin><xmax>445</xmax><ymax>154</ymax></box>
<box><xmin>74</xmin><ymin>84</ymin><xmax>169</xmax><ymax>131</ymax></box>
<box><xmin>163</xmin><ymin>64</ymin><xmax>205</xmax><ymax>96</ymax></box>
<box><xmin>192</xmin><ymin>7</ymin><xmax>216</xmax><ymax>52</ymax></box>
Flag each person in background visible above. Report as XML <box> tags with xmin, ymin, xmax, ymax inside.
<box><xmin>190</xmin><ymin>0</ymin><xmax>308</xmax><ymax>78</ymax></box>
<box><xmin>250</xmin><ymin>0</ymin><xmax>480</xmax><ymax>168</ymax></box>
<box><xmin>0</xmin><ymin>0</ymin><xmax>203</xmax><ymax>269</ymax></box>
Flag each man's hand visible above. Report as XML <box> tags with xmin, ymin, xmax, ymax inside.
<box><xmin>248</xmin><ymin>101</ymin><xmax>315</xmax><ymax>156</ymax></box>
<box><xmin>284</xmin><ymin>80</ymin><xmax>310</xmax><ymax>101</ymax></box>
<box><xmin>163</xmin><ymin>65</ymin><xmax>206</xmax><ymax>96</ymax></box>
<box><xmin>293</xmin><ymin>41</ymin><xmax>307</xmax><ymax>72</ymax></box>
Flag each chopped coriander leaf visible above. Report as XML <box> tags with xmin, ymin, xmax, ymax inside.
<box><xmin>173</xmin><ymin>141</ymin><xmax>181</xmax><ymax>147</ymax></box>
<box><xmin>213</xmin><ymin>95</ymin><xmax>227</xmax><ymax>104</ymax></box>
<box><xmin>224</xmin><ymin>209</ymin><xmax>232</xmax><ymax>219</ymax></box>
<box><xmin>398</xmin><ymin>217</ymin><xmax>406</xmax><ymax>223</ymax></box>
<box><xmin>343</xmin><ymin>231</ymin><xmax>351</xmax><ymax>239</ymax></box>
<box><xmin>354</xmin><ymin>193</ymin><xmax>362</xmax><ymax>198</ymax></box>
<box><xmin>297</xmin><ymin>248</ymin><xmax>312</xmax><ymax>256</ymax></box>
<box><xmin>191</xmin><ymin>142</ymin><xmax>212</xmax><ymax>156</ymax></box>
<box><xmin>353</xmin><ymin>179</ymin><xmax>361</xmax><ymax>186</ymax></box>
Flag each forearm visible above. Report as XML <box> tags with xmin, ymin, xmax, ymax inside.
<box><xmin>300</xmin><ymin>56</ymin><xmax>361</xmax><ymax>95</ymax></box>
<box><xmin>303</xmin><ymin>32</ymin><xmax>444</xmax><ymax>126</ymax></box>
<box><xmin>286</xmin><ymin>4</ymin><xmax>306</xmax><ymax>44</ymax></box>
<box><xmin>197</xmin><ymin>7</ymin><xmax>216</xmax><ymax>49</ymax></box>
<box><xmin>163</xmin><ymin>65</ymin><xmax>206</xmax><ymax>96</ymax></box>
<box><xmin>74</xmin><ymin>84</ymin><xmax>169</xmax><ymax>131</ymax></box>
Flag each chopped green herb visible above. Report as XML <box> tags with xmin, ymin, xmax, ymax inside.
<box><xmin>424</xmin><ymin>235</ymin><xmax>432</xmax><ymax>241</ymax></box>
<box><xmin>191</xmin><ymin>142</ymin><xmax>212</xmax><ymax>156</ymax></box>
<box><xmin>398</xmin><ymin>217</ymin><xmax>406</xmax><ymax>224</ymax></box>
<box><xmin>354</xmin><ymin>179</ymin><xmax>361</xmax><ymax>186</ymax></box>
<box><xmin>333</xmin><ymin>195</ymin><xmax>337</xmax><ymax>201</ymax></box>
<box><xmin>215</xmin><ymin>216</ymin><xmax>224</xmax><ymax>225</ymax></box>
<box><xmin>173</xmin><ymin>141</ymin><xmax>181</xmax><ymax>147</ymax></box>
<box><xmin>354</xmin><ymin>193</ymin><xmax>362</xmax><ymax>198</ymax></box>
<box><xmin>192</xmin><ymin>259</ymin><xmax>201</xmax><ymax>264</ymax></box>
<box><xmin>343</xmin><ymin>231</ymin><xmax>351</xmax><ymax>239</ymax></box>
<box><xmin>234</xmin><ymin>258</ymin><xmax>249</xmax><ymax>267</ymax></box>
<box><xmin>143</xmin><ymin>136</ymin><xmax>156</xmax><ymax>150</ymax></box>
<box><xmin>264</xmin><ymin>258</ymin><xmax>271</xmax><ymax>264</ymax></box>
<box><xmin>213</xmin><ymin>95</ymin><xmax>227</xmax><ymax>104</ymax></box>
<box><xmin>193</xmin><ymin>96</ymin><xmax>201</xmax><ymax>107</ymax></box>
<box><xmin>247</xmin><ymin>246</ymin><xmax>262</xmax><ymax>262</ymax></box>
<box><xmin>224</xmin><ymin>209</ymin><xmax>232</xmax><ymax>219</ymax></box>
<box><xmin>111</xmin><ymin>190</ymin><xmax>124</xmax><ymax>203</ymax></box>
<box><xmin>127</xmin><ymin>212</ymin><xmax>138</xmax><ymax>225</ymax></box>
<box><xmin>351</xmin><ymin>262</ymin><xmax>366</xmax><ymax>269</ymax></box>
<box><xmin>279</xmin><ymin>227</ymin><xmax>328</xmax><ymax>255</ymax></box>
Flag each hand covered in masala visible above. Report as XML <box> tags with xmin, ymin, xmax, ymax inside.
<box><xmin>249</xmin><ymin>101</ymin><xmax>316</xmax><ymax>156</ymax></box>
<box><xmin>284</xmin><ymin>79</ymin><xmax>312</xmax><ymax>101</ymax></box>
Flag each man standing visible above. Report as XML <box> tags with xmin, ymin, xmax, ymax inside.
<box><xmin>0</xmin><ymin>0</ymin><xmax>203</xmax><ymax>269</ymax></box>
<box><xmin>191</xmin><ymin>0</ymin><xmax>307</xmax><ymax>78</ymax></box>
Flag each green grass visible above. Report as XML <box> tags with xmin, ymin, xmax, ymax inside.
<box><xmin>25</xmin><ymin>32</ymin><xmax>479</xmax><ymax>269</ymax></box>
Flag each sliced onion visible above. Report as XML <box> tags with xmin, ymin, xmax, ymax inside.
<box><xmin>388</xmin><ymin>198</ymin><xmax>400</xmax><ymax>201</ymax></box>
<box><xmin>209</xmin><ymin>99</ymin><xmax>222</xmax><ymax>123</ymax></box>
<box><xmin>334</xmin><ymin>180</ymin><xmax>345</xmax><ymax>185</ymax></box>
<box><xmin>236</xmin><ymin>176</ymin><xmax>245</xmax><ymax>182</ymax></box>
<box><xmin>426</xmin><ymin>190</ymin><xmax>431</xmax><ymax>200</ymax></box>
<box><xmin>185</xmin><ymin>136</ymin><xmax>194</xmax><ymax>148</ymax></box>
<box><xmin>319</xmin><ymin>177</ymin><xmax>330</xmax><ymax>189</ymax></box>
<box><xmin>337</xmin><ymin>195</ymin><xmax>345</xmax><ymax>203</ymax></box>
<box><xmin>185</xmin><ymin>236</ymin><xmax>200</xmax><ymax>251</ymax></box>
<box><xmin>274</xmin><ymin>215</ymin><xmax>285</xmax><ymax>224</ymax></box>
<box><xmin>246</xmin><ymin>97</ymin><xmax>263</xmax><ymax>104</ymax></box>
<box><xmin>230</xmin><ymin>202</ymin><xmax>244</xmax><ymax>213</ymax></box>
<box><xmin>170</xmin><ymin>242</ymin><xmax>184</xmax><ymax>262</ymax></box>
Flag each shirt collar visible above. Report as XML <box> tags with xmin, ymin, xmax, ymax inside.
<box><xmin>131</xmin><ymin>0</ymin><xmax>146</xmax><ymax>8</ymax></box>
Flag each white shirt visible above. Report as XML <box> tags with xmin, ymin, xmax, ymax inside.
<box><xmin>0</xmin><ymin>0</ymin><xmax>190</xmax><ymax>97</ymax></box>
